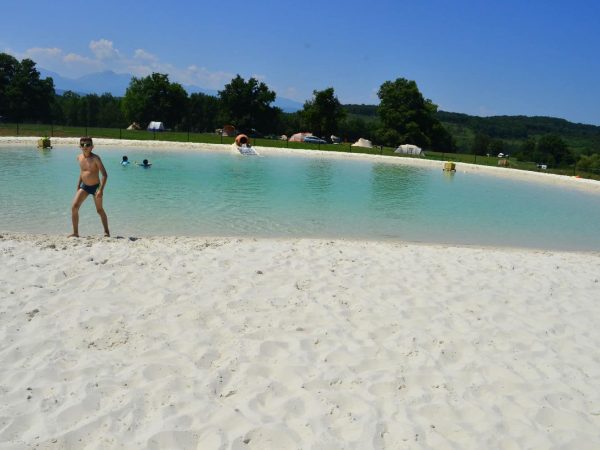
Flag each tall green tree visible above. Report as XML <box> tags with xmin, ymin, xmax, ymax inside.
<box><xmin>97</xmin><ymin>93</ymin><xmax>125</xmax><ymax>128</ymax></box>
<box><xmin>535</xmin><ymin>134</ymin><xmax>573</xmax><ymax>167</ymax></box>
<box><xmin>55</xmin><ymin>91</ymin><xmax>83</xmax><ymax>126</ymax></box>
<box><xmin>122</xmin><ymin>73</ymin><xmax>188</xmax><ymax>129</ymax></box>
<box><xmin>0</xmin><ymin>53</ymin><xmax>19</xmax><ymax>119</ymax></box>
<box><xmin>218</xmin><ymin>75</ymin><xmax>280</xmax><ymax>133</ymax></box>
<box><xmin>188</xmin><ymin>92</ymin><xmax>220</xmax><ymax>132</ymax></box>
<box><xmin>301</xmin><ymin>87</ymin><xmax>345</xmax><ymax>138</ymax></box>
<box><xmin>489</xmin><ymin>138</ymin><xmax>505</xmax><ymax>156</ymax></box>
<box><xmin>577</xmin><ymin>154</ymin><xmax>600</xmax><ymax>173</ymax></box>
<box><xmin>0</xmin><ymin>53</ymin><xmax>55</xmax><ymax>122</ymax></box>
<box><xmin>471</xmin><ymin>133</ymin><xmax>491</xmax><ymax>155</ymax></box>
<box><xmin>517</xmin><ymin>137</ymin><xmax>536</xmax><ymax>161</ymax></box>
<box><xmin>338</xmin><ymin>116</ymin><xmax>376</xmax><ymax>142</ymax></box>
<box><xmin>280</xmin><ymin>111</ymin><xmax>302</xmax><ymax>137</ymax></box>
<box><xmin>377</xmin><ymin>77</ymin><xmax>453</xmax><ymax>151</ymax></box>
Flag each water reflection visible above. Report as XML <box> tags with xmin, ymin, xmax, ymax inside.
<box><xmin>303</xmin><ymin>158</ymin><xmax>333</xmax><ymax>197</ymax></box>
<box><xmin>442</xmin><ymin>171</ymin><xmax>456</xmax><ymax>184</ymax></box>
<box><xmin>369</xmin><ymin>163</ymin><xmax>427</xmax><ymax>217</ymax></box>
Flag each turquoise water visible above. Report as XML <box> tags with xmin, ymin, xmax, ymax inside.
<box><xmin>1</xmin><ymin>144</ymin><xmax>600</xmax><ymax>250</ymax></box>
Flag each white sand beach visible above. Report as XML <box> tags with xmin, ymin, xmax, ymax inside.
<box><xmin>1</xmin><ymin>233</ymin><xmax>600</xmax><ymax>449</ymax></box>
<box><xmin>2</xmin><ymin>137</ymin><xmax>600</xmax><ymax>448</ymax></box>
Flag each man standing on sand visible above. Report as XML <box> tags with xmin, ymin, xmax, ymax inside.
<box><xmin>69</xmin><ymin>137</ymin><xmax>110</xmax><ymax>237</ymax></box>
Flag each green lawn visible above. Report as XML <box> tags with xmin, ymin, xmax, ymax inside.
<box><xmin>1</xmin><ymin>123</ymin><xmax>597</xmax><ymax>180</ymax></box>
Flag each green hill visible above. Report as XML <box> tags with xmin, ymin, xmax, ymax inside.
<box><xmin>342</xmin><ymin>105</ymin><xmax>600</xmax><ymax>155</ymax></box>
<box><xmin>437</xmin><ymin>111</ymin><xmax>600</xmax><ymax>155</ymax></box>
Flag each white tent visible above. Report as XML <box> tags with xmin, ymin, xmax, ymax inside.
<box><xmin>126</xmin><ymin>122</ymin><xmax>141</xmax><ymax>130</ymax></box>
<box><xmin>395</xmin><ymin>144</ymin><xmax>424</xmax><ymax>155</ymax></box>
<box><xmin>147</xmin><ymin>121</ymin><xmax>165</xmax><ymax>131</ymax></box>
<box><xmin>351</xmin><ymin>138</ymin><xmax>372</xmax><ymax>148</ymax></box>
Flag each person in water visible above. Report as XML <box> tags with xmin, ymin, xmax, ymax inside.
<box><xmin>69</xmin><ymin>137</ymin><xmax>110</xmax><ymax>237</ymax></box>
<box><xmin>121</xmin><ymin>155</ymin><xmax>130</xmax><ymax>166</ymax></box>
<box><xmin>138</xmin><ymin>159</ymin><xmax>152</xmax><ymax>168</ymax></box>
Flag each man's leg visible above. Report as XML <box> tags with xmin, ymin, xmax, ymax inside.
<box><xmin>93</xmin><ymin>194</ymin><xmax>110</xmax><ymax>237</ymax></box>
<box><xmin>70</xmin><ymin>189</ymin><xmax>88</xmax><ymax>237</ymax></box>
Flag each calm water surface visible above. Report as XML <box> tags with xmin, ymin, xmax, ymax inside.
<box><xmin>1</xmin><ymin>144</ymin><xmax>599</xmax><ymax>250</ymax></box>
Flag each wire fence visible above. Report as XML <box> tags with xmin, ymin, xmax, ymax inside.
<box><xmin>2</xmin><ymin>121</ymin><xmax>599</xmax><ymax>180</ymax></box>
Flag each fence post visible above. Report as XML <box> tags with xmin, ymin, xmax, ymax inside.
<box><xmin>153</xmin><ymin>130</ymin><xmax>156</xmax><ymax>140</ymax></box>
<box><xmin>51</xmin><ymin>123</ymin><xmax>54</xmax><ymax>137</ymax></box>
<box><xmin>16</xmin><ymin>122</ymin><xmax>19</xmax><ymax>136</ymax></box>
<box><xmin>85</xmin><ymin>125</ymin><xmax>88</xmax><ymax>136</ymax></box>
<box><xmin>220</xmin><ymin>134</ymin><xmax>223</xmax><ymax>144</ymax></box>
<box><xmin>474</xmin><ymin>154</ymin><xmax>477</xmax><ymax>164</ymax></box>
<box><xmin>119</xmin><ymin>128</ymin><xmax>121</xmax><ymax>139</ymax></box>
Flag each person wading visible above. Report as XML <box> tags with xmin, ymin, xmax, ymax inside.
<box><xmin>69</xmin><ymin>137</ymin><xmax>110</xmax><ymax>237</ymax></box>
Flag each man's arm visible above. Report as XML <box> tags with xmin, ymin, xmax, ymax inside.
<box><xmin>75</xmin><ymin>155</ymin><xmax>82</xmax><ymax>190</ymax></box>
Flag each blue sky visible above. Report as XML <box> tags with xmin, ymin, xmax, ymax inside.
<box><xmin>2</xmin><ymin>0</ymin><xmax>599</xmax><ymax>124</ymax></box>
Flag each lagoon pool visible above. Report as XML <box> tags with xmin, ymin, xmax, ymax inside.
<box><xmin>1</xmin><ymin>144</ymin><xmax>599</xmax><ymax>250</ymax></box>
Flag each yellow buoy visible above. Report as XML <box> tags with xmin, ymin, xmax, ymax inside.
<box><xmin>443</xmin><ymin>162</ymin><xmax>456</xmax><ymax>172</ymax></box>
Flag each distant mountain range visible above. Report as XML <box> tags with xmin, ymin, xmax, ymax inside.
<box><xmin>39</xmin><ymin>68</ymin><xmax>304</xmax><ymax>113</ymax></box>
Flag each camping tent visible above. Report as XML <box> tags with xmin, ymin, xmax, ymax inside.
<box><xmin>351</xmin><ymin>138</ymin><xmax>373</xmax><ymax>148</ymax></box>
<box><xmin>289</xmin><ymin>132</ymin><xmax>312</xmax><ymax>142</ymax></box>
<box><xmin>147</xmin><ymin>121</ymin><xmax>165</xmax><ymax>131</ymax></box>
<box><xmin>395</xmin><ymin>144</ymin><xmax>423</xmax><ymax>156</ymax></box>
<box><xmin>221</xmin><ymin>125</ymin><xmax>236</xmax><ymax>136</ymax></box>
<box><xmin>127</xmin><ymin>122</ymin><xmax>141</xmax><ymax>130</ymax></box>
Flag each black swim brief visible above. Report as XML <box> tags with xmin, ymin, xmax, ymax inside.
<box><xmin>80</xmin><ymin>182</ymin><xmax>100</xmax><ymax>196</ymax></box>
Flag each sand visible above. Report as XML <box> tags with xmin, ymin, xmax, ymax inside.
<box><xmin>2</xmin><ymin>137</ymin><xmax>600</xmax><ymax>448</ymax></box>
<box><xmin>1</xmin><ymin>233</ymin><xmax>600</xmax><ymax>449</ymax></box>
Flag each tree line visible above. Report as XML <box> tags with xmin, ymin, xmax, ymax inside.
<box><xmin>2</xmin><ymin>51</ymin><xmax>598</xmax><ymax>170</ymax></box>
<box><xmin>0</xmin><ymin>52</ymin><xmax>453</xmax><ymax>151</ymax></box>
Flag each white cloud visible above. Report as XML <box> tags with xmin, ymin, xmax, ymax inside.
<box><xmin>89</xmin><ymin>39</ymin><xmax>120</xmax><ymax>60</ymax></box>
<box><xmin>63</xmin><ymin>53</ymin><xmax>95</xmax><ymax>64</ymax></box>
<box><xmin>183</xmin><ymin>65</ymin><xmax>234</xmax><ymax>88</ymax></box>
<box><xmin>6</xmin><ymin>39</ymin><xmax>240</xmax><ymax>90</ymax></box>
<box><xmin>23</xmin><ymin>47</ymin><xmax>62</xmax><ymax>59</ymax></box>
<box><xmin>133</xmin><ymin>49</ymin><xmax>158</xmax><ymax>62</ymax></box>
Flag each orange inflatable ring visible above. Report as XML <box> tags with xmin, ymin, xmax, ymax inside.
<box><xmin>235</xmin><ymin>134</ymin><xmax>249</xmax><ymax>146</ymax></box>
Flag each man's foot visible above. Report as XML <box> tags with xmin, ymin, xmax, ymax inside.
<box><xmin>68</xmin><ymin>233</ymin><xmax>79</xmax><ymax>238</ymax></box>
<box><xmin>104</xmin><ymin>231</ymin><xmax>110</xmax><ymax>237</ymax></box>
